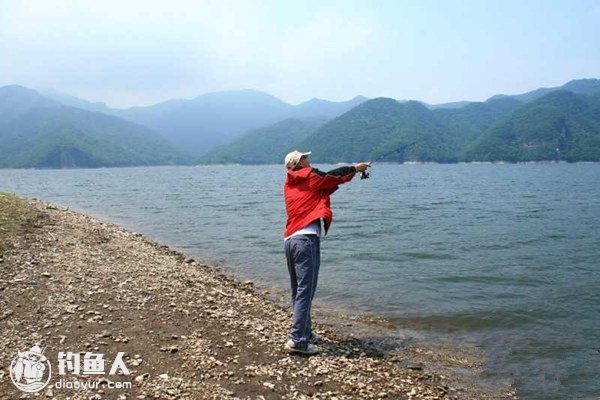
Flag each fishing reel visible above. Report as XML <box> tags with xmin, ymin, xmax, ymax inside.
<box><xmin>359</xmin><ymin>163</ymin><xmax>372</xmax><ymax>179</ymax></box>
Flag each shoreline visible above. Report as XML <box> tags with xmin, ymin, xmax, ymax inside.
<box><xmin>0</xmin><ymin>159</ymin><xmax>599</xmax><ymax>171</ymax></box>
<box><xmin>0</xmin><ymin>193</ymin><xmax>519</xmax><ymax>399</ymax></box>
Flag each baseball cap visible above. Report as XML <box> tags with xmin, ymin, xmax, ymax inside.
<box><xmin>284</xmin><ymin>150</ymin><xmax>311</xmax><ymax>170</ymax></box>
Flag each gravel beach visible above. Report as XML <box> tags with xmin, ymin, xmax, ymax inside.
<box><xmin>0</xmin><ymin>193</ymin><xmax>519</xmax><ymax>399</ymax></box>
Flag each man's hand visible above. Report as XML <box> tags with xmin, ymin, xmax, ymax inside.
<box><xmin>354</xmin><ymin>162</ymin><xmax>371</xmax><ymax>172</ymax></box>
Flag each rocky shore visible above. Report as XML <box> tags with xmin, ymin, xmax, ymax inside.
<box><xmin>0</xmin><ymin>193</ymin><xmax>519</xmax><ymax>399</ymax></box>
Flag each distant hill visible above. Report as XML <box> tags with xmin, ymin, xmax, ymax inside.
<box><xmin>489</xmin><ymin>78</ymin><xmax>600</xmax><ymax>103</ymax></box>
<box><xmin>7</xmin><ymin>77</ymin><xmax>598</xmax><ymax>166</ymax></box>
<box><xmin>464</xmin><ymin>91</ymin><xmax>600</xmax><ymax>162</ymax></box>
<box><xmin>40</xmin><ymin>89</ymin><xmax>113</xmax><ymax>114</ymax></box>
<box><xmin>0</xmin><ymin>85</ymin><xmax>58</xmax><ymax>124</ymax></box>
<box><xmin>289</xmin><ymin>96</ymin><xmax>368</xmax><ymax>119</ymax></box>
<box><xmin>299</xmin><ymin>98</ymin><xmax>452</xmax><ymax>162</ymax></box>
<box><xmin>42</xmin><ymin>90</ymin><xmax>368</xmax><ymax>155</ymax></box>
<box><xmin>297</xmin><ymin>95</ymin><xmax>524</xmax><ymax>163</ymax></box>
<box><xmin>206</xmin><ymin>79</ymin><xmax>600</xmax><ymax>164</ymax></box>
<box><xmin>200</xmin><ymin>117</ymin><xmax>328</xmax><ymax>165</ymax></box>
<box><xmin>0</xmin><ymin>86</ymin><xmax>190</xmax><ymax>168</ymax></box>
<box><xmin>113</xmin><ymin>90</ymin><xmax>293</xmax><ymax>156</ymax></box>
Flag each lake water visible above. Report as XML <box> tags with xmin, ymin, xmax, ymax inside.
<box><xmin>0</xmin><ymin>163</ymin><xmax>598</xmax><ymax>399</ymax></box>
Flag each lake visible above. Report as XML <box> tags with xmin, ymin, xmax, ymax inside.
<box><xmin>1</xmin><ymin>163</ymin><xmax>598</xmax><ymax>399</ymax></box>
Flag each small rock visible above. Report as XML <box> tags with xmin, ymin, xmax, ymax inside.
<box><xmin>262</xmin><ymin>382</ymin><xmax>275</xmax><ymax>390</ymax></box>
<box><xmin>41</xmin><ymin>272</ymin><xmax>51</xmax><ymax>278</ymax></box>
<box><xmin>159</xmin><ymin>373</ymin><xmax>169</xmax><ymax>380</ymax></box>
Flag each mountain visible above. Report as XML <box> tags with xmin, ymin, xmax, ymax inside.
<box><xmin>427</xmin><ymin>100</ymin><xmax>472</xmax><ymax>110</ymax></box>
<box><xmin>464</xmin><ymin>91</ymin><xmax>600</xmax><ymax>162</ymax></box>
<box><xmin>200</xmin><ymin>117</ymin><xmax>328</xmax><ymax>165</ymax></box>
<box><xmin>113</xmin><ymin>90</ymin><xmax>294</xmax><ymax>156</ymax></box>
<box><xmin>489</xmin><ymin>78</ymin><xmax>600</xmax><ymax>103</ymax></box>
<box><xmin>290</xmin><ymin>96</ymin><xmax>368</xmax><ymax>119</ymax></box>
<box><xmin>432</xmin><ymin>96</ymin><xmax>523</xmax><ymax>144</ymax></box>
<box><xmin>0</xmin><ymin>86</ymin><xmax>190</xmax><ymax>168</ymax></box>
<box><xmin>201</xmin><ymin>78</ymin><xmax>600</xmax><ymax>165</ymax></box>
<box><xmin>0</xmin><ymin>85</ymin><xmax>58</xmax><ymax>124</ymax></box>
<box><xmin>40</xmin><ymin>89</ymin><xmax>113</xmax><ymax>114</ymax></box>
<box><xmin>299</xmin><ymin>98</ymin><xmax>460</xmax><ymax>163</ymax></box>
<box><xmin>295</xmin><ymin>95</ymin><xmax>525</xmax><ymax>163</ymax></box>
<box><xmin>38</xmin><ymin>90</ymin><xmax>368</xmax><ymax>155</ymax></box>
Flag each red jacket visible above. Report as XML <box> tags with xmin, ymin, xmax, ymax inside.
<box><xmin>284</xmin><ymin>165</ymin><xmax>356</xmax><ymax>237</ymax></box>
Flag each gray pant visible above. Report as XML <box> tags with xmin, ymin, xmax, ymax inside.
<box><xmin>284</xmin><ymin>234</ymin><xmax>320</xmax><ymax>347</ymax></box>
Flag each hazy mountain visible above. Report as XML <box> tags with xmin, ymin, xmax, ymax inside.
<box><xmin>0</xmin><ymin>85</ymin><xmax>58</xmax><ymax>124</ymax></box>
<box><xmin>489</xmin><ymin>78</ymin><xmax>600</xmax><ymax>103</ymax></box>
<box><xmin>40</xmin><ymin>89</ymin><xmax>113</xmax><ymax>114</ymax></box>
<box><xmin>464</xmin><ymin>91</ymin><xmax>600</xmax><ymax>162</ymax></box>
<box><xmin>113</xmin><ymin>90</ymin><xmax>294</xmax><ymax>156</ymax></box>
<box><xmin>290</xmin><ymin>96</ymin><xmax>368</xmax><ymax>119</ymax></box>
<box><xmin>423</xmin><ymin>79</ymin><xmax>600</xmax><ymax>110</ymax></box>
<box><xmin>39</xmin><ymin>89</ymin><xmax>368</xmax><ymax>155</ymax></box>
<box><xmin>8</xmin><ymin>77</ymin><xmax>598</xmax><ymax>166</ymax></box>
<box><xmin>200</xmin><ymin>117</ymin><xmax>328</xmax><ymax>165</ymax></box>
<box><xmin>427</xmin><ymin>100</ymin><xmax>472</xmax><ymax>110</ymax></box>
<box><xmin>0</xmin><ymin>86</ymin><xmax>190</xmax><ymax>168</ymax></box>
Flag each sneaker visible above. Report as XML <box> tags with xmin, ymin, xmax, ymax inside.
<box><xmin>285</xmin><ymin>339</ymin><xmax>319</xmax><ymax>355</ymax></box>
<box><xmin>309</xmin><ymin>332</ymin><xmax>322</xmax><ymax>343</ymax></box>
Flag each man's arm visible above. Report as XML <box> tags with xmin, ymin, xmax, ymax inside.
<box><xmin>309</xmin><ymin>162</ymin><xmax>370</xmax><ymax>190</ymax></box>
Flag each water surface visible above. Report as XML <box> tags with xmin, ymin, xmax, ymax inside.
<box><xmin>1</xmin><ymin>163</ymin><xmax>598</xmax><ymax>399</ymax></box>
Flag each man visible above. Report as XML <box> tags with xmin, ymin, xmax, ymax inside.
<box><xmin>283</xmin><ymin>150</ymin><xmax>370</xmax><ymax>355</ymax></box>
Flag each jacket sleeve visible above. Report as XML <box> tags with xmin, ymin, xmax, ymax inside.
<box><xmin>309</xmin><ymin>166</ymin><xmax>356</xmax><ymax>190</ymax></box>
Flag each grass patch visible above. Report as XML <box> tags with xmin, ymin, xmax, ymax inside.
<box><xmin>0</xmin><ymin>192</ymin><xmax>41</xmax><ymax>257</ymax></box>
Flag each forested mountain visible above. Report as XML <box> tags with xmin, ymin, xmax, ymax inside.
<box><xmin>205</xmin><ymin>79</ymin><xmax>600</xmax><ymax>164</ymax></box>
<box><xmin>464</xmin><ymin>91</ymin><xmax>600</xmax><ymax>161</ymax></box>
<box><xmin>43</xmin><ymin>90</ymin><xmax>368</xmax><ymax>155</ymax></box>
<box><xmin>200</xmin><ymin>117</ymin><xmax>328</xmax><ymax>164</ymax></box>
<box><xmin>2</xmin><ymin>78</ymin><xmax>599</xmax><ymax>168</ymax></box>
<box><xmin>0</xmin><ymin>85</ymin><xmax>58</xmax><ymax>124</ymax></box>
<box><xmin>0</xmin><ymin>86</ymin><xmax>191</xmax><ymax>168</ymax></box>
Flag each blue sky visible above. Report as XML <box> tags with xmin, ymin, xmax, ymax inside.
<box><xmin>1</xmin><ymin>0</ymin><xmax>598</xmax><ymax>107</ymax></box>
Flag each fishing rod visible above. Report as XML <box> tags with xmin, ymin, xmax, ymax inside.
<box><xmin>359</xmin><ymin>141</ymin><xmax>419</xmax><ymax>179</ymax></box>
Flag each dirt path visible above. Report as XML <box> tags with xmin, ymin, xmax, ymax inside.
<box><xmin>0</xmin><ymin>194</ymin><xmax>519</xmax><ymax>399</ymax></box>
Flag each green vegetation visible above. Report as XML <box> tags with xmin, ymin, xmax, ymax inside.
<box><xmin>206</xmin><ymin>81</ymin><xmax>600</xmax><ymax>164</ymax></box>
<box><xmin>0</xmin><ymin>192</ymin><xmax>41</xmax><ymax>258</ymax></box>
<box><xmin>464</xmin><ymin>91</ymin><xmax>600</xmax><ymax>162</ymax></box>
<box><xmin>298</xmin><ymin>96</ymin><xmax>522</xmax><ymax>163</ymax></box>
<box><xmin>1</xmin><ymin>79</ymin><xmax>599</xmax><ymax>167</ymax></box>
<box><xmin>199</xmin><ymin>117</ymin><xmax>328</xmax><ymax>164</ymax></box>
<box><xmin>0</xmin><ymin>85</ymin><xmax>193</xmax><ymax>168</ymax></box>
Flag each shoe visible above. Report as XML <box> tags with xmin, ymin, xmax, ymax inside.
<box><xmin>285</xmin><ymin>339</ymin><xmax>319</xmax><ymax>355</ymax></box>
<box><xmin>309</xmin><ymin>332</ymin><xmax>322</xmax><ymax>343</ymax></box>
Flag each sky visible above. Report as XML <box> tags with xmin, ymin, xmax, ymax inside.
<box><xmin>1</xmin><ymin>0</ymin><xmax>599</xmax><ymax>108</ymax></box>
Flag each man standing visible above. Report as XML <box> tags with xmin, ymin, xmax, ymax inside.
<box><xmin>283</xmin><ymin>150</ymin><xmax>370</xmax><ymax>355</ymax></box>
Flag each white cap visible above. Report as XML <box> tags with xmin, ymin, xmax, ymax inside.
<box><xmin>284</xmin><ymin>150</ymin><xmax>311</xmax><ymax>170</ymax></box>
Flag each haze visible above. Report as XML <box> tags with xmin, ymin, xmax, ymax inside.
<box><xmin>1</xmin><ymin>0</ymin><xmax>599</xmax><ymax>108</ymax></box>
